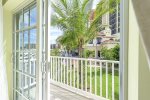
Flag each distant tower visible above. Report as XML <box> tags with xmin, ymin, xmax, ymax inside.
<box><xmin>102</xmin><ymin>12</ymin><xmax>112</xmax><ymax>36</ymax></box>
<box><xmin>109</xmin><ymin>3</ymin><xmax>120</xmax><ymax>35</ymax></box>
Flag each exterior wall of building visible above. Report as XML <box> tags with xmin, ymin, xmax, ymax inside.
<box><xmin>86</xmin><ymin>4</ymin><xmax>120</xmax><ymax>53</ymax></box>
<box><xmin>102</xmin><ymin>12</ymin><xmax>109</xmax><ymax>26</ymax></box>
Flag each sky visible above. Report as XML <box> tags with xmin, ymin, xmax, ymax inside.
<box><xmin>92</xmin><ymin>0</ymin><xmax>101</xmax><ymax>9</ymax></box>
<box><xmin>20</xmin><ymin>7</ymin><xmax>37</xmax><ymax>46</ymax></box>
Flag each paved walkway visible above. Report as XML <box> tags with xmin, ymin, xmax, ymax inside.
<box><xmin>50</xmin><ymin>84</ymin><xmax>94</xmax><ymax>100</ymax></box>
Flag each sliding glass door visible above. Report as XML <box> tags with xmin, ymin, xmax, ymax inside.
<box><xmin>13</xmin><ymin>2</ymin><xmax>37</xmax><ymax>100</ymax></box>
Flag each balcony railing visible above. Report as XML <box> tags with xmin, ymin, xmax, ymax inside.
<box><xmin>50</xmin><ymin>56</ymin><xmax>120</xmax><ymax>100</ymax></box>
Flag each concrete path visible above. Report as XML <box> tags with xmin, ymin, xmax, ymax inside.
<box><xmin>50</xmin><ymin>84</ymin><xmax>94</xmax><ymax>100</ymax></box>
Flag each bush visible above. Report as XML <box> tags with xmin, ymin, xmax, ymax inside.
<box><xmin>50</xmin><ymin>48</ymin><xmax>60</xmax><ymax>56</ymax></box>
<box><xmin>84</xmin><ymin>50</ymin><xmax>95</xmax><ymax>58</ymax></box>
<box><xmin>101</xmin><ymin>44</ymin><xmax>120</xmax><ymax>61</ymax></box>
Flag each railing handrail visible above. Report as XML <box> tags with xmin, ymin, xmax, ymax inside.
<box><xmin>50</xmin><ymin>56</ymin><xmax>119</xmax><ymax>63</ymax></box>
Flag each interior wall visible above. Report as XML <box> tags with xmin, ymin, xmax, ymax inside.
<box><xmin>128</xmin><ymin>0</ymin><xmax>139</xmax><ymax>100</ymax></box>
<box><xmin>3</xmin><ymin>8</ymin><xmax>13</xmax><ymax>100</ymax></box>
<box><xmin>0</xmin><ymin>2</ymin><xmax>9</xmax><ymax>100</ymax></box>
<box><xmin>128</xmin><ymin>0</ymin><xmax>150</xmax><ymax>100</ymax></box>
<box><xmin>138</xmin><ymin>38</ymin><xmax>150</xmax><ymax>100</ymax></box>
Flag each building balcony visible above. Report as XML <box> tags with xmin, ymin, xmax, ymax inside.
<box><xmin>49</xmin><ymin>56</ymin><xmax>120</xmax><ymax>100</ymax></box>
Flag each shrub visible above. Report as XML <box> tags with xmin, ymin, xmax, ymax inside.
<box><xmin>101</xmin><ymin>44</ymin><xmax>120</xmax><ymax>61</ymax></box>
<box><xmin>50</xmin><ymin>48</ymin><xmax>60</xmax><ymax>56</ymax></box>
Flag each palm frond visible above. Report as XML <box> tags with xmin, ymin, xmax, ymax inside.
<box><xmin>59</xmin><ymin>0</ymin><xmax>68</xmax><ymax>9</ymax></box>
<box><xmin>81</xmin><ymin>0</ymin><xmax>92</xmax><ymax>13</ymax></box>
<box><xmin>51</xmin><ymin>2</ymin><xmax>66</xmax><ymax>18</ymax></box>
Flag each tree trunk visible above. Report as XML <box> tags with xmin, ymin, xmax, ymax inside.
<box><xmin>78</xmin><ymin>40</ymin><xmax>85</xmax><ymax>89</ymax></box>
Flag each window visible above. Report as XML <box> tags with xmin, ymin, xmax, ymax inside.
<box><xmin>89</xmin><ymin>40</ymin><xmax>93</xmax><ymax>44</ymax></box>
<box><xmin>97</xmin><ymin>37</ymin><xmax>102</xmax><ymax>44</ymax></box>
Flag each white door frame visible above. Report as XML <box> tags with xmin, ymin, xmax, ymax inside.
<box><xmin>43</xmin><ymin>0</ymin><xmax>50</xmax><ymax>100</ymax></box>
<box><xmin>36</xmin><ymin>0</ymin><xmax>43</xmax><ymax>99</ymax></box>
<box><xmin>120</xmin><ymin>0</ymin><xmax>129</xmax><ymax>100</ymax></box>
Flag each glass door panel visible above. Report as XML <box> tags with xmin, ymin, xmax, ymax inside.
<box><xmin>13</xmin><ymin>2</ymin><xmax>37</xmax><ymax>100</ymax></box>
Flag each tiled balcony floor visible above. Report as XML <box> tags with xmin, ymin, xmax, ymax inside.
<box><xmin>50</xmin><ymin>84</ymin><xmax>94</xmax><ymax>100</ymax></box>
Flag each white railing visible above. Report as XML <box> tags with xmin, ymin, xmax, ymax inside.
<box><xmin>49</xmin><ymin>56</ymin><xmax>120</xmax><ymax>100</ymax></box>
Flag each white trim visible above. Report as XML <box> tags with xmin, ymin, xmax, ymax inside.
<box><xmin>120</xmin><ymin>0</ymin><xmax>129</xmax><ymax>100</ymax></box>
<box><xmin>12</xmin><ymin>0</ymin><xmax>35</xmax><ymax>14</ymax></box>
<box><xmin>36</xmin><ymin>0</ymin><xmax>43</xmax><ymax>100</ymax></box>
<box><xmin>44</xmin><ymin>0</ymin><xmax>51</xmax><ymax>100</ymax></box>
<box><xmin>50</xmin><ymin>56</ymin><xmax>119</xmax><ymax>63</ymax></box>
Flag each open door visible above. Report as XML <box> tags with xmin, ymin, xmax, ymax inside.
<box><xmin>12</xmin><ymin>1</ymin><xmax>39</xmax><ymax>100</ymax></box>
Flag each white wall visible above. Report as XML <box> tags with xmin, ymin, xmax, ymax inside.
<box><xmin>128</xmin><ymin>0</ymin><xmax>139</xmax><ymax>99</ymax></box>
<box><xmin>138</xmin><ymin>39</ymin><xmax>150</xmax><ymax>100</ymax></box>
<box><xmin>3</xmin><ymin>8</ymin><xmax>13</xmax><ymax>100</ymax></box>
<box><xmin>0</xmin><ymin>2</ymin><xmax>9</xmax><ymax>100</ymax></box>
<box><xmin>128</xmin><ymin>0</ymin><xmax>150</xmax><ymax>100</ymax></box>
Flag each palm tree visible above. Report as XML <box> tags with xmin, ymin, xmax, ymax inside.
<box><xmin>51</xmin><ymin>0</ymin><xmax>119</xmax><ymax>89</ymax></box>
<box><xmin>51</xmin><ymin>0</ymin><xmax>119</xmax><ymax>57</ymax></box>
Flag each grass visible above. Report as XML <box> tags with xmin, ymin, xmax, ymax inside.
<box><xmin>86</xmin><ymin>67</ymin><xmax>119</xmax><ymax>100</ymax></box>
<box><xmin>51</xmin><ymin>62</ymin><xmax>119</xmax><ymax>100</ymax></box>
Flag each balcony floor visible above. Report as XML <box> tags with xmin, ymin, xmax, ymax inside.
<box><xmin>50</xmin><ymin>84</ymin><xmax>94</xmax><ymax>100</ymax></box>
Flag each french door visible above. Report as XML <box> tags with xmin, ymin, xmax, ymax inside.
<box><xmin>13</xmin><ymin>1</ymin><xmax>38</xmax><ymax>100</ymax></box>
<box><xmin>13</xmin><ymin>0</ymin><xmax>50</xmax><ymax>100</ymax></box>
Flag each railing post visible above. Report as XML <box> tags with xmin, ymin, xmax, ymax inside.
<box><xmin>112</xmin><ymin>63</ymin><xmax>115</xmax><ymax>100</ymax></box>
<box><xmin>95</xmin><ymin>60</ymin><xmax>97</xmax><ymax>95</ymax></box>
<box><xmin>100</xmin><ymin>61</ymin><xmax>102</xmax><ymax>96</ymax></box>
<box><xmin>85</xmin><ymin>60</ymin><xmax>87</xmax><ymax>92</ymax></box>
<box><xmin>90</xmin><ymin>60</ymin><xmax>92</xmax><ymax>93</ymax></box>
<box><xmin>53</xmin><ymin>57</ymin><xmax>55</xmax><ymax>80</ymax></box>
<box><xmin>67</xmin><ymin>58</ymin><xmax>68</xmax><ymax>85</ymax></box>
<box><xmin>56</xmin><ymin>57</ymin><xmax>58</xmax><ymax>81</ymax></box>
<box><xmin>106</xmin><ymin>62</ymin><xmax>108</xmax><ymax>99</ymax></box>
<box><xmin>73</xmin><ymin>59</ymin><xmax>75</xmax><ymax>87</ymax></box>
<box><xmin>77</xmin><ymin>59</ymin><xmax>79</xmax><ymax>89</ymax></box>
<box><xmin>58</xmin><ymin>58</ymin><xmax>60</xmax><ymax>82</ymax></box>
<box><xmin>61</xmin><ymin>58</ymin><xmax>62</xmax><ymax>83</ymax></box>
<box><xmin>70</xmin><ymin>58</ymin><xmax>72</xmax><ymax>86</ymax></box>
<box><xmin>81</xmin><ymin>60</ymin><xmax>83</xmax><ymax>90</ymax></box>
<box><xmin>63</xmin><ymin>58</ymin><xmax>66</xmax><ymax>84</ymax></box>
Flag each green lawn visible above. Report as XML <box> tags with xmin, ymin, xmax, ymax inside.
<box><xmin>86</xmin><ymin>67</ymin><xmax>119</xmax><ymax>100</ymax></box>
